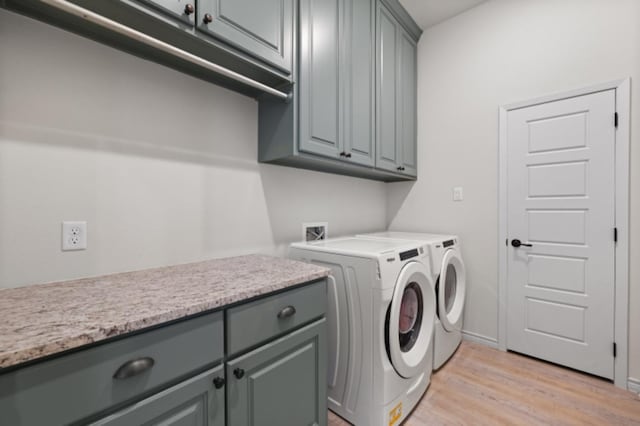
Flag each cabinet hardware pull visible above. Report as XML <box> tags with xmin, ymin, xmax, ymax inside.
<box><xmin>38</xmin><ymin>0</ymin><xmax>290</xmax><ymax>100</ymax></box>
<box><xmin>213</xmin><ymin>377</ymin><xmax>226</xmax><ymax>389</ymax></box>
<box><xmin>277</xmin><ymin>305</ymin><xmax>296</xmax><ymax>319</ymax></box>
<box><xmin>339</xmin><ymin>152</ymin><xmax>346</xmax><ymax>157</ymax></box>
<box><xmin>233</xmin><ymin>368</ymin><xmax>245</xmax><ymax>379</ymax></box>
<box><xmin>184</xmin><ymin>4</ymin><xmax>194</xmax><ymax>15</ymax></box>
<box><xmin>397</xmin><ymin>166</ymin><xmax>405</xmax><ymax>171</ymax></box>
<box><xmin>345</xmin><ymin>153</ymin><xmax>352</xmax><ymax>158</ymax></box>
<box><xmin>113</xmin><ymin>357</ymin><xmax>155</xmax><ymax>379</ymax></box>
<box><xmin>203</xmin><ymin>13</ymin><xmax>213</xmax><ymax>24</ymax></box>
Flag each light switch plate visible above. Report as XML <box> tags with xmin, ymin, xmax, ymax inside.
<box><xmin>453</xmin><ymin>187</ymin><xmax>464</xmax><ymax>201</ymax></box>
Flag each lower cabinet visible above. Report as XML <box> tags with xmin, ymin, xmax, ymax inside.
<box><xmin>0</xmin><ymin>280</ymin><xmax>327</xmax><ymax>426</ymax></box>
<box><xmin>92</xmin><ymin>365</ymin><xmax>225</xmax><ymax>426</ymax></box>
<box><xmin>226</xmin><ymin>319</ymin><xmax>327</xmax><ymax>426</ymax></box>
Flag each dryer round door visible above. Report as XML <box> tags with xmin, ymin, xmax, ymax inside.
<box><xmin>438</xmin><ymin>249</ymin><xmax>466</xmax><ymax>332</ymax></box>
<box><xmin>387</xmin><ymin>261</ymin><xmax>436</xmax><ymax>378</ymax></box>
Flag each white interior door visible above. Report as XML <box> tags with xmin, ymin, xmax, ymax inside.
<box><xmin>506</xmin><ymin>90</ymin><xmax>616</xmax><ymax>379</ymax></box>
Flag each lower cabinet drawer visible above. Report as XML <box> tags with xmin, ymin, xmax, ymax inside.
<box><xmin>91</xmin><ymin>364</ymin><xmax>225</xmax><ymax>426</ymax></box>
<box><xmin>226</xmin><ymin>280</ymin><xmax>327</xmax><ymax>355</ymax></box>
<box><xmin>226</xmin><ymin>318</ymin><xmax>327</xmax><ymax>426</ymax></box>
<box><xmin>0</xmin><ymin>311</ymin><xmax>223</xmax><ymax>426</ymax></box>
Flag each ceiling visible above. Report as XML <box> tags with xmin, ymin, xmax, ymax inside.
<box><xmin>399</xmin><ymin>0</ymin><xmax>488</xmax><ymax>30</ymax></box>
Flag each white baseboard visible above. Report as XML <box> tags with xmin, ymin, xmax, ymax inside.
<box><xmin>462</xmin><ymin>330</ymin><xmax>499</xmax><ymax>349</ymax></box>
<box><xmin>628</xmin><ymin>377</ymin><xmax>640</xmax><ymax>394</ymax></box>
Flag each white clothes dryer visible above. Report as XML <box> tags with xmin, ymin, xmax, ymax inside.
<box><xmin>290</xmin><ymin>237</ymin><xmax>436</xmax><ymax>426</ymax></box>
<box><xmin>359</xmin><ymin>232</ymin><xmax>466</xmax><ymax>370</ymax></box>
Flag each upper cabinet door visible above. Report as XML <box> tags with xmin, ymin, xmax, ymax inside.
<box><xmin>298</xmin><ymin>0</ymin><xmax>343</xmax><ymax>160</ymax></box>
<box><xmin>197</xmin><ymin>0</ymin><xmax>293</xmax><ymax>74</ymax></box>
<box><xmin>398</xmin><ymin>29</ymin><xmax>417</xmax><ymax>177</ymax></box>
<box><xmin>136</xmin><ymin>0</ymin><xmax>196</xmax><ymax>25</ymax></box>
<box><xmin>343</xmin><ymin>0</ymin><xmax>375</xmax><ymax>167</ymax></box>
<box><xmin>376</xmin><ymin>3</ymin><xmax>400</xmax><ymax>173</ymax></box>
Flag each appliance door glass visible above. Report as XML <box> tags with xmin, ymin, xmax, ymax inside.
<box><xmin>387</xmin><ymin>261</ymin><xmax>436</xmax><ymax>378</ymax></box>
<box><xmin>438</xmin><ymin>249</ymin><xmax>466</xmax><ymax>332</ymax></box>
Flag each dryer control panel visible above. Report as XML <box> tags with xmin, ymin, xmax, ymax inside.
<box><xmin>399</xmin><ymin>248</ymin><xmax>419</xmax><ymax>261</ymax></box>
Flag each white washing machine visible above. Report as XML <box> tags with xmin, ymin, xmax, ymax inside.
<box><xmin>359</xmin><ymin>232</ymin><xmax>466</xmax><ymax>370</ymax></box>
<box><xmin>290</xmin><ymin>237</ymin><xmax>436</xmax><ymax>426</ymax></box>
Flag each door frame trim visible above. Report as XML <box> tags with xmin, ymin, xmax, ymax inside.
<box><xmin>497</xmin><ymin>78</ymin><xmax>631</xmax><ymax>388</ymax></box>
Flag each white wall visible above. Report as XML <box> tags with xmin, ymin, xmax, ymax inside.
<box><xmin>387</xmin><ymin>0</ymin><xmax>640</xmax><ymax>380</ymax></box>
<box><xmin>0</xmin><ymin>10</ymin><xmax>387</xmax><ymax>288</ymax></box>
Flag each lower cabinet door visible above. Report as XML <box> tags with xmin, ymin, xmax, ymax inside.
<box><xmin>227</xmin><ymin>318</ymin><xmax>327</xmax><ymax>426</ymax></box>
<box><xmin>91</xmin><ymin>365</ymin><xmax>225</xmax><ymax>426</ymax></box>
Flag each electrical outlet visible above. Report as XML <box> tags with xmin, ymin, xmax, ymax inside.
<box><xmin>453</xmin><ymin>187</ymin><xmax>464</xmax><ymax>201</ymax></box>
<box><xmin>62</xmin><ymin>221</ymin><xmax>87</xmax><ymax>251</ymax></box>
<box><xmin>302</xmin><ymin>222</ymin><xmax>328</xmax><ymax>242</ymax></box>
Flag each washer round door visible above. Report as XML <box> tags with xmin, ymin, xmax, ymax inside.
<box><xmin>388</xmin><ymin>261</ymin><xmax>436</xmax><ymax>378</ymax></box>
<box><xmin>438</xmin><ymin>249</ymin><xmax>466</xmax><ymax>332</ymax></box>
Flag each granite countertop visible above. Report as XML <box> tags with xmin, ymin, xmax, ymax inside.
<box><xmin>0</xmin><ymin>254</ymin><xmax>329</xmax><ymax>370</ymax></box>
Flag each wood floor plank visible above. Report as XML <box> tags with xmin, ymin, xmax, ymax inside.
<box><xmin>328</xmin><ymin>342</ymin><xmax>640</xmax><ymax>425</ymax></box>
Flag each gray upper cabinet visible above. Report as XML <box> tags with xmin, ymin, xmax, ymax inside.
<box><xmin>3</xmin><ymin>0</ymin><xmax>294</xmax><ymax>100</ymax></box>
<box><xmin>398</xmin><ymin>29</ymin><xmax>418</xmax><ymax>176</ymax></box>
<box><xmin>298</xmin><ymin>0</ymin><xmax>373</xmax><ymax>167</ymax></box>
<box><xmin>298</xmin><ymin>0</ymin><xmax>342</xmax><ymax>159</ymax></box>
<box><xmin>259</xmin><ymin>0</ymin><xmax>419</xmax><ymax>182</ymax></box>
<box><xmin>136</xmin><ymin>0</ymin><xmax>197</xmax><ymax>25</ymax></box>
<box><xmin>376</xmin><ymin>4</ymin><xmax>400</xmax><ymax>173</ymax></box>
<box><xmin>376</xmin><ymin>1</ymin><xmax>418</xmax><ymax>178</ymax></box>
<box><xmin>343</xmin><ymin>0</ymin><xmax>375</xmax><ymax>167</ymax></box>
<box><xmin>197</xmin><ymin>0</ymin><xmax>293</xmax><ymax>74</ymax></box>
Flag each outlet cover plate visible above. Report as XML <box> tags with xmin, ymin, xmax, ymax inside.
<box><xmin>62</xmin><ymin>221</ymin><xmax>87</xmax><ymax>251</ymax></box>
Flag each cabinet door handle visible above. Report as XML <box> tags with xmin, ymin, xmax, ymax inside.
<box><xmin>113</xmin><ymin>357</ymin><xmax>155</xmax><ymax>379</ymax></box>
<box><xmin>203</xmin><ymin>13</ymin><xmax>213</xmax><ymax>24</ymax></box>
<box><xmin>339</xmin><ymin>152</ymin><xmax>346</xmax><ymax>157</ymax></box>
<box><xmin>345</xmin><ymin>153</ymin><xmax>352</xmax><ymax>158</ymax></box>
<box><xmin>397</xmin><ymin>166</ymin><xmax>405</xmax><ymax>171</ymax></box>
<box><xmin>277</xmin><ymin>305</ymin><xmax>296</xmax><ymax>319</ymax></box>
<box><xmin>213</xmin><ymin>376</ymin><xmax>226</xmax><ymax>389</ymax></box>
<box><xmin>233</xmin><ymin>368</ymin><xmax>245</xmax><ymax>379</ymax></box>
<box><xmin>184</xmin><ymin>3</ymin><xmax>194</xmax><ymax>15</ymax></box>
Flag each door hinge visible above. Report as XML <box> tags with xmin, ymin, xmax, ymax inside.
<box><xmin>614</xmin><ymin>227</ymin><xmax>618</xmax><ymax>243</ymax></box>
<box><xmin>614</xmin><ymin>112</ymin><xmax>619</xmax><ymax>128</ymax></box>
<box><xmin>613</xmin><ymin>342</ymin><xmax>617</xmax><ymax>358</ymax></box>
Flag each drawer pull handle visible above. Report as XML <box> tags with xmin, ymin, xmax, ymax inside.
<box><xmin>233</xmin><ymin>368</ymin><xmax>245</xmax><ymax>379</ymax></box>
<box><xmin>277</xmin><ymin>305</ymin><xmax>296</xmax><ymax>319</ymax></box>
<box><xmin>113</xmin><ymin>357</ymin><xmax>155</xmax><ymax>379</ymax></box>
<box><xmin>213</xmin><ymin>376</ymin><xmax>226</xmax><ymax>389</ymax></box>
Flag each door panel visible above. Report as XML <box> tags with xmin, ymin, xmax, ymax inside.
<box><xmin>398</xmin><ymin>30</ymin><xmax>417</xmax><ymax>176</ymax></box>
<box><xmin>92</xmin><ymin>366</ymin><xmax>225</xmax><ymax>426</ymax></box>
<box><xmin>375</xmin><ymin>4</ymin><xmax>399</xmax><ymax>172</ymax></box>
<box><xmin>506</xmin><ymin>90</ymin><xmax>616</xmax><ymax>379</ymax></box>
<box><xmin>137</xmin><ymin>0</ymin><xmax>196</xmax><ymax>25</ymax></box>
<box><xmin>343</xmin><ymin>0</ymin><xmax>374</xmax><ymax>166</ymax></box>
<box><xmin>298</xmin><ymin>0</ymin><xmax>342</xmax><ymax>159</ymax></box>
<box><xmin>197</xmin><ymin>0</ymin><xmax>293</xmax><ymax>73</ymax></box>
<box><xmin>226</xmin><ymin>319</ymin><xmax>327</xmax><ymax>426</ymax></box>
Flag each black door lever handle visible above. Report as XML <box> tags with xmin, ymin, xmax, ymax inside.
<box><xmin>511</xmin><ymin>239</ymin><xmax>533</xmax><ymax>248</ymax></box>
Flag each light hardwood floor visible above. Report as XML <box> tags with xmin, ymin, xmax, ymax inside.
<box><xmin>328</xmin><ymin>341</ymin><xmax>640</xmax><ymax>425</ymax></box>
